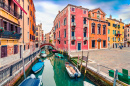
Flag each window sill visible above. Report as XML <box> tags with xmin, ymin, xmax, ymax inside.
<box><xmin>91</xmin><ymin>33</ymin><xmax>95</xmax><ymax>34</ymax></box>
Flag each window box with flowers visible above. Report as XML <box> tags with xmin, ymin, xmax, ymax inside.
<box><xmin>0</xmin><ymin>27</ymin><xmax>4</xmax><ymax>33</ymax></box>
<box><xmin>88</xmin><ymin>14</ymin><xmax>91</xmax><ymax>18</ymax></box>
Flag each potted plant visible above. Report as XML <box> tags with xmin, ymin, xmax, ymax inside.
<box><xmin>12</xmin><ymin>31</ymin><xmax>16</xmax><ymax>34</ymax></box>
<box><xmin>88</xmin><ymin>15</ymin><xmax>91</xmax><ymax>18</ymax></box>
<box><xmin>115</xmin><ymin>25</ymin><xmax>117</xmax><ymax>28</ymax></box>
<box><xmin>118</xmin><ymin>25</ymin><xmax>120</xmax><ymax>28</ymax></box>
<box><xmin>0</xmin><ymin>27</ymin><xmax>4</xmax><ymax>32</ymax></box>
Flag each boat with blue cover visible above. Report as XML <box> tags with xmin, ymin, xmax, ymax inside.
<box><xmin>19</xmin><ymin>74</ymin><xmax>41</xmax><ymax>86</ymax></box>
<box><xmin>32</xmin><ymin>59</ymin><xmax>44</xmax><ymax>73</ymax></box>
<box><xmin>55</xmin><ymin>53</ymin><xmax>64</xmax><ymax>58</ymax></box>
<box><xmin>41</xmin><ymin>50</ymin><xmax>45</xmax><ymax>54</ymax></box>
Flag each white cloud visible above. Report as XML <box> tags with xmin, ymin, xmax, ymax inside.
<box><xmin>34</xmin><ymin>1</ymin><xmax>65</xmax><ymax>34</ymax></box>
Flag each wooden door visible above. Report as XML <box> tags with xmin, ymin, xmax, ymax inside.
<box><xmin>98</xmin><ymin>42</ymin><xmax>100</xmax><ymax>49</ymax></box>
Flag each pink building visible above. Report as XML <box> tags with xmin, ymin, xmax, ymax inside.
<box><xmin>54</xmin><ymin>4</ymin><xmax>89</xmax><ymax>53</ymax></box>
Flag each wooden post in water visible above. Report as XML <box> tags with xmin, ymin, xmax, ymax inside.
<box><xmin>80</xmin><ymin>51</ymin><xmax>83</xmax><ymax>72</ymax></box>
<box><xmin>84</xmin><ymin>52</ymin><xmax>89</xmax><ymax>80</ymax></box>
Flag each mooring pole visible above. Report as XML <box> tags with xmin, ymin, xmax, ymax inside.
<box><xmin>80</xmin><ymin>51</ymin><xmax>83</xmax><ymax>72</ymax></box>
<box><xmin>113</xmin><ymin>69</ymin><xmax>118</xmax><ymax>86</ymax></box>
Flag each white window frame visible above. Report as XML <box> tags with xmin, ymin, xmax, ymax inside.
<box><xmin>83</xmin><ymin>10</ymin><xmax>86</xmax><ymax>14</ymax></box>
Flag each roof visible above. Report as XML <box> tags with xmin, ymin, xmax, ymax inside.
<box><xmin>89</xmin><ymin>8</ymin><xmax>106</xmax><ymax>15</ymax></box>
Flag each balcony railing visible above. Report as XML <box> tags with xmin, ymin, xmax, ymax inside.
<box><xmin>0</xmin><ymin>2</ymin><xmax>21</xmax><ymax>19</ymax></box>
<box><xmin>83</xmin><ymin>37</ymin><xmax>88</xmax><ymax>41</ymax></box>
<box><xmin>71</xmin><ymin>36</ymin><xmax>76</xmax><ymax>41</ymax></box>
<box><xmin>71</xmin><ymin>22</ymin><xmax>76</xmax><ymax>27</ymax></box>
<box><xmin>83</xmin><ymin>24</ymin><xmax>88</xmax><ymax>28</ymax></box>
<box><xmin>115</xmin><ymin>33</ymin><xmax>122</xmax><ymax>37</ymax></box>
<box><xmin>0</xmin><ymin>29</ymin><xmax>21</xmax><ymax>39</ymax></box>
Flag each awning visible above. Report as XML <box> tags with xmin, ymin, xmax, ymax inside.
<box><xmin>13</xmin><ymin>0</ymin><xmax>27</xmax><ymax>15</ymax></box>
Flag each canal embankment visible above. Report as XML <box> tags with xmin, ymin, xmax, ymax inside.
<box><xmin>0</xmin><ymin>50</ymin><xmax>40</xmax><ymax>86</ymax></box>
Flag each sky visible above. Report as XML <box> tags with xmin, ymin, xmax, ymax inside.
<box><xmin>34</xmin><ymin>0</ymin><xmax>130</xmax><ymax>34</ymax></box>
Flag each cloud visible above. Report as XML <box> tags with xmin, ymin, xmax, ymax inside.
<box><xmin>34</xmin><ymin>1</ymin><xmax>65</xmax><ymax>34</ymax></box>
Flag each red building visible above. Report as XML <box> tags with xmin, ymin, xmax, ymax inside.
<box><xmin>54</xmin><ymin>4</ymin><xmax>89</xmax><ymax>53</ymax></box>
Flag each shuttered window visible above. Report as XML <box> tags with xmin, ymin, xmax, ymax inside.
<box><xmin>1</xmin><ymin>46</ymin><xmax>7</xmax><ymax>58</ymax></box>
<box><xmin>14</xmin><ymin>45</ymin><xmax>18</xmax><ymax>54</ymax></box>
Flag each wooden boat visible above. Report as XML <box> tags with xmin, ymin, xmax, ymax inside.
<box><xmin>41</xmin><ymin>51</ymin><xmax>45</xmax><ymax>54</ymax></box>
<box><xmin>83</xmin><ymin>81</ymin><xmax>95</xmax><ymax>86</ymax></box>
<box><xmin>55</xmin><ymin>53</ymin><xmax>64</xmax><ymax>58</ymax></box>
<box><xmin>65</xmin><ymin>62</ymin><xmax>81</xmax><ymax>78</ymax></box>
<box><xmin>19</xmin><ymin>74</ymin><xmax>41</xmax><ymax>86</ymax></box>
<box><xmin>41</xmin><ymin>54</ymin><xmax>47</xmax><ymax>58</ymax></box>
<box><xmin>32</xmin><ymin>59</ymin><xmax>44</xmax><ymax>73</ymax></box>
<box><xmin>52</xmin><ymin>50</ymin><xmax>58</xmax><ymax>53</ymax></box>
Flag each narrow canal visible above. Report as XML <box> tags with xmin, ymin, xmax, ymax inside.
<box><xmin>27</xmin><ymin>49</ymin><xmax>95</xmax><ymax>86</ymax></box>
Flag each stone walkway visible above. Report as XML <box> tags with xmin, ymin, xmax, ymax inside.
<box><xmin>70</xmin><ymin>47</ymin><xmax>130</xmax><ymax>75</ymax></box>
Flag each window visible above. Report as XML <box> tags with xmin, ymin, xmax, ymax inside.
<box><xmin>108</xmin><ymin>22</ymin><xmax>110</xmax><ymax>26</ymax></box>
<box><xmin>92</xmin><ymin>40</ymin><xmax>95</xmax><ymax>48</ymax></box>
<box><xmin>118</xmin><ymin>31</ymin><xmax>120</xmax><ymax>34</ymax></box>
<box><xmin>14</xmin><ymin>45</ymin><xmax>18</xmax><ymax>54</ymax></box>
<box><xmin>71</xmin><ymin>15</ymin><xmax>75</xmax><ymax>22</ymax></box>
<box><xmin>71</xmin><ymin>7</ymin><xmax>75</xmax><ymax>12</ymax></box>
<box><xmin>71</xmin><ymin>41</ymin><xmax>75</xmax><ymax>45</ymax></box>
<box><xmin>28</xmin><ymin>18</ymin><xmax>29</xmax><ymax>25</ymax></box>
<box><xmin>59</xmin><ymin>21</ymin><xmax>60</xmax><ymax>28</ymax></box>
<box><xmin>128</xmin><ymin>34</ymin><xmax>129</xmax><ymax>37</ymax></box>
<box><xmin>115</xmin><ymin>38</ymin><xmax>116</xmax><ymax>41</ymax></box>
<box><xmin>113</xmin><ymin>24</ymin><xmax>115</xmax><ymax>27</ymax></box>
<box><xmin>57</xmin><ymin>23</ymin><xmax>58</xmax><ymax>28</ymax></box>
<box><xmin>115</xmin><ymin>30</ymin><xmax>116</xmax><ymax>34</ymax></box>
<box><xmin>20</xmin><ymin>10</ymin><xmax>22</xmax><ymax>19</ymax></box>
<box><xmin>113</xmin><ymin>30</ymin><xmax>114</xmax><ymax>35</ymax></box>
<box><xmin>98</xmin><ymin>24</ymin><xmax>101</xmax><ymax>34</ymax></box>
<box><xmin>128</xmin><ymin>29</ymin><xmax>129</xmax><ymax>32</ymax></box>
<box><xmin>64</xmin><ymin>41</ymin><xmax>66</xmax><ymax>44</ymax></box>
<box><xmin>30</xmin><ymin>21</ymin><xmax>31</xmax><ymax>29</ymax></box>
<box><xmin>64</xmin><ymin>29</ymin><xmax>66</xmax><ymax>38</ymax></box>
<box><xmin>103</xmin><ymin>40</ymin><xmax>106</xmax><ymax>47</ymax></box>
<box><xmin>24</xmin><ymin>45</ymin><xmax>26</xmax><ymax>50</ymax></box>
<box><xmin>64</xmin><ymin>18</ymin><xmax>66</xmax><ymax>25</ymax></box>
<box><xmin>123</xmin><ymin>26</ymin><xmax>124</xmax><ymax>29</ymax></box>
<box><xmin>92</xmin><ymin>23</ymin><xmax>95</xmax><ymax>34</ymax></box>
<box><xmin>113</xmin><ymin>37</ymin><xmax>114</xmax><ymax>41</ymax></box>
<box><xmin>1</xmin><ymin>46</ymin><xmax>7</xmax><ymax>58</ymax></box>
<box><xmin>103</xmin><ymin>25</ymin><xmax>106</xmax><ymax>35</ymax></box>
<box><xmin>84</xmin><ymin>29</ymin><xmax>86</xmax><ymax>37</ymax></box>
<box><xmin>97</xmin><ymin>14</ymin><xmax>100</xmax><ymax>19</ymax></box>
<box><xmin>36</xmin><ymin>32</ymin><xmax>38</xmax><ymax>36</ymax></box>
<box><xmin>83</xmin><ymin>18</ymin><xmax>86</xmax><ymax>24</ymax></box>
<box><xmin>71</xmin><ymin>31</ymin><xmax>75</xmax><ymax>36</ymax></box>
<box><xmin>28</xmin><ymin>5</ymin><xmax>29</xmax><ymax>11</ymax></box>
<box><xmin>108</xmin><ymin>29</ymin><xmax>110</xmax><ymax>34</ymax></box>
<box><xmin>108</xmin><ymin>37</ymin><xmax>110</xmax><ymax>41</ymax></box>
<box><xmin>84</xmin><ymin>41</ymin><xmax>87</xmax><ymax>45</ymax></box>
<box><xmin>103</xmin><ymin>16</ymin><xmax>104</xmax><ymax>19</ymax></box>
<box><xmin>59</xmin><ymin>41</ymin><xmax>60</xmax><ymax>44</ymax></box>
<box><xmin>3</xmin><ymin>21</ymin><xmax>7</xmax><ymax>30</ymax></box>
<box><xmin>92</xmin><ymin>13</ymin><xmax>94</xmax><ymax>17</ymax></box>
<box><xmin>55</xmin><ymin>26</ymin><xmax>56</xmax><ymax>30</ymax></box>
<box><xmin>83</xmin><ymin>10</ymin><xmax>86</xmax><ymax>14</ymax></box>
<box><xmin>118</xmin><ymin>38</ymin><xmax>120</xmax><ymax>41</ymax></box>
<box><xmin>28</xmin><ymin>45</ymin><xmax>29</xmax><ymax>49</ymax></box>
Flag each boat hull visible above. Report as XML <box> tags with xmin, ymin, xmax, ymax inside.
<box><xmin>32</xmin><ymin>62</ymin><xmax>44</xmax><ymax>73</ymax></box>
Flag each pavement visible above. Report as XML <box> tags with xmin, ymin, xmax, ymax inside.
<box><xmin>70</xmin><ymin>47</ymin><xmax>130</xmax><ymax>75</ymax></box>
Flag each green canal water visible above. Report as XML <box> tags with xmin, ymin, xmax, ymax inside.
<box><xmin>28</xmin><ymin>53</ymin><xmax>95</xmax><ymax>86</ymax></box>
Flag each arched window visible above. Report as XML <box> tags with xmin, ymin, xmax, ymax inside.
<box><xmin>97</xmin><ymin>10</ymin><xmax>100</xmax><ymax>14</ymax></box>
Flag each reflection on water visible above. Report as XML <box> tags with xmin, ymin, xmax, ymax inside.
<box><xmin>29</xmin><ymin>54</ymin><xmax>95</xmax><ymax>86</ymax></box>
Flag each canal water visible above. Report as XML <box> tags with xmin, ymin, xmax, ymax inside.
<box><xmin>28</xmin><ymin>51</ymin><xmax>95</xmax><ymax>86</ymax></box>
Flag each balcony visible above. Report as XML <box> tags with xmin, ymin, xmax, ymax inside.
<box><xmin>0</xmin><ymin>30</ymin><xmax>21</xmax><ymax>39</ymax></box>
<box><xmin>57</xmin><ymin>37</ymin><xmax>60</xmax><ymax>41</ymax></box>
<box><xmin>71</xmin><ymin>22</ymin><xmax>76</xmax><ymax>27</ymax></box>
<box><xmin>83</xmin><ymin>37</ymin><xmax>88</xmax><ymax>41</ymax></box>
<box><xmin>0</xmin><ymin>2</ymin><xmax>21</xmax><ymax>19</ymax></box>
<box><xmin>115</xmin><ymin>33</ymin><xmax>122</xmax><ymax>37</ymax></box>
<box><xmin>71</xmin><ymin>36</ymin><xmax>76</xmax><ymax>41</ymax></box>
<box><xmin>83</xmin><ymin>24</ymin><xmax>88</xmax><ymax>28</ymax></box>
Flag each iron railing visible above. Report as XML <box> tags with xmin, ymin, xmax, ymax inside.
<box><xmin>0</xmin><ymin>2</ymin><xmax>20</xmax><ymax>19</ymax></box>
<box><xmin>0</xmin><ymin>50</ymin><xmax>40</xmax><ymax>83</ymax></box>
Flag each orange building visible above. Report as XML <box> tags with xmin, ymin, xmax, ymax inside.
<box><xmin>88</xmin><ymin>8</ymin><xmax>108</xmax><ymax>50</ymax></box>
<box><xmin>29</xmin><ymin>0</ymin><xmax>36</xmax><ymax>51</ymax></box>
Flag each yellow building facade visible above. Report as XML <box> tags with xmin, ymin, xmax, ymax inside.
<box><xmin>107</xmin><ymin>15</ymin><xmax>124</xmax><ymax>48</ymax></box>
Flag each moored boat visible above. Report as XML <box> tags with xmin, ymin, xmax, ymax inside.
<box><xmin>41</xmin><ymin>50</ymin><xmax>45</xmax><ymax>54</ymax></box>
<box><xmin>83</xmin><ymin>81</ymin><xmax>95</xmax><ymax>86</ymax></box>
<box><xmin>32</xmin><ymin>59</ymin><xmax>44</xmax><ymax>73</ymax></box>
<box><xmin>55</xmin><ymin>53</ymin><xmax>64</xmax><ymax>58</ymax></box>
<box><xmin>52</xmin><ymin>50</ymin><xmax>58</xmax><ymax>53</ymax></box>
<box><xmin>19</xmin><ymin>74</ymin><xmax>41</xmax><ymax>86</ymax></box>
<box><xmin>41</xmin><ymin>54</ymin><xmax>47</xmax><ymax>58</ymax></box>
<box><xmin>65</xmin><ymin>62</ymin><xmax>81</xmax><ymax>78</ymax></box>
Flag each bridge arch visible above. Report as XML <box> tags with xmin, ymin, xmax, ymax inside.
<box><xmin>40</xmin><ymin>43</ymin><xmax>55</xmax><ymax>49</ymax></box>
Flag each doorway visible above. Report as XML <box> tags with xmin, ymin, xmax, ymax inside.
<box><xmin>78</xmin><ymin>43</ymin><xmax>81</xmax><ymax>50</ymax></box>
<box><xmin>98</xmin><ymin>42</ymin><xmax>100</xmax><ymax>49</ymax></box>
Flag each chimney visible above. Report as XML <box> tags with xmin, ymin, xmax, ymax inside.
<box><xmin>79</xmin><ymin>6</ymin><xmax>82</xmax><ymax>8</ymax></box>
<box><xmin>110</xmin><ymin>15</ymin><xmax>112</xmax><ymax>19</ymax></box>
<box><xmin>58</xmin><ymin>11</ymin><xmax>60</xmax><ymax>14</ymax></box>
<box><xmin>120</xmin><ymin>19</ymin><xmax>122</xmax><ymax>22</ymax></box>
